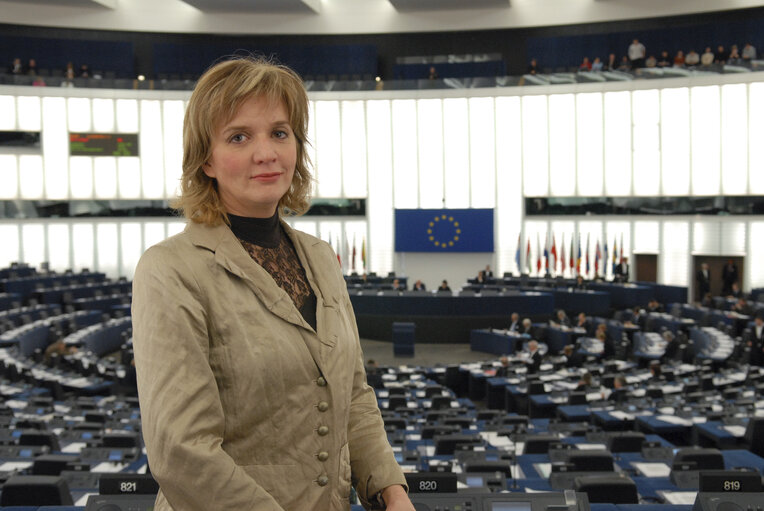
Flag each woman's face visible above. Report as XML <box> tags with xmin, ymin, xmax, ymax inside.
<box><xmin>204</xmin><ymin>95</ymin><xmax>296</xmax><ymax>218</ymax></box>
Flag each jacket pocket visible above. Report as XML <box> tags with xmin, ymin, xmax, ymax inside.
<box><xmin>338</xmin><ymin>443</ymin><xmax>352</xmax><ymax>499</ymax></box>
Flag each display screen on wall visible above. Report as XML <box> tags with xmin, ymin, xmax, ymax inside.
<box><xmin>69</xmin><ymin>133</ymin><xmax>139</xmax><ymax>156</ymax></box>
<box><xmin>0</xmin><ymin>131</ymin><xmax>40</xmax><ymax>148</ymax></box>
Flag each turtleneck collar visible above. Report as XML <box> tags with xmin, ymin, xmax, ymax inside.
<box><xmin>228</xmin><ymin>211</ymin><xmax>281</xmax><ymax>248</ymax></box>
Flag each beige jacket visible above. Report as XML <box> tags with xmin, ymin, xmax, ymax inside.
<box><xmin>132</xmin><ymin>220</ymin><xmax>405</xmax><ymax>510</ymax></box>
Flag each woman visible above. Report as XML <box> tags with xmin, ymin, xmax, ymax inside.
<box><xmin>132</xmin><ymin>57</ymin><xmax>411</xmax><ymax>510</ymax></box>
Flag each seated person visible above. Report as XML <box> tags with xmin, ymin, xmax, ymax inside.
<box><xmin>508</xmin><ymin>312</ymin><xmax>521</xmax><ymax>332</ymax></box>
<box><xmin>646</xmin><ymin>298</ymin><xmax>663</xmax><ymax>313</ymax></box>
<box><xmin>551</xmin><ymin>309</ymin><xmax>571</xmax><ymax>328</ymax></box>
<box><xmin>607</xmin><ymin>375</ymin><xmax>629</xmax><ymax>404</ymax></box>
<box><xmin>520</xmin><ymin>318</ymin><xmax>534</xmax><ymax>336</ymax></box>
<box><xmin>562</xmin><ymin>344</ymin><xmax>584</xmax><ymax>368</ymax></box>
<box><xmin>475</xmin><ymin>270</ymin><xmax>487</xmax><ymax>285</ymax></box>
<box><xmin>727</xmin><ymin>282</ymin><xmax>743</xmax><ymax>299</ymax></box>
<box><xmin>525</xmin><ymin>340</ymin><xmax>543</xmax><ymax>374</ymax></box>
<box><xmin>574</xmin><ymin>275</ymin><xmax>587</xmax><ymax>290</ymax></box>
<box><xmin>575</xmin><ymin>312</ymin><xmax>590</xmax><ymax>332</ymax></box>
<box><xmin>437</xmin><ymin>280</ymin><xmax>451</xmax><ymax>292</ymax></box>
<box><xmin>411</xmin><ymin>279</ymin><xmax>426</xmax><ymax>291</ymax></box>
<box><xmin>391</xmin><ymin>278</ymin><xmax>406</xmax><ymax>291</ymax></box>
<box><xmin>495</xmin><ymin>356</ymin><xmax>511</xmax><ymax>377</ymax></box>
<box><xmin>732</xmin><ymin>297</ymin><xmax>754</xmax><ymax>316</ymax></box>
<box><xmin>484</xmin><ymin>264</ymin><xmax>493</xmax><ymax>278</ymax></box>
<box><xmin>576</xmin><ymin>371</ymin><xmax>594</xmax><ymax>390</ymax></box>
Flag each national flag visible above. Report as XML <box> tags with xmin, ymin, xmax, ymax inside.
<box><xmin>526</xmin><ymin>238</ymin><xmax>532</xmax><ymax>274</ymax></box>
<box><xmin>576</xmin><ymin>234</ymin><xmax>582</xmax><ymax>275</ymax></box>
<box><xmin>560</xmin><ymin>235</ymin><xmax>567</xmax><ymax>274</ymax></box>
<box><xmin>595</xmin><ymin>239</ymin><xmax>601</xmax><ymax>277</ymax></box>
<box><xmin>550</xmin><ymin>234</ymin><xmax>558</xmax><ymax>275</ymax></box>
<box><xmin>585</xmin><ymin>234</ymin><xmax>590</xmax><ymax>277</ymax></box>
<box><xmin>351</xmin><ymin>234</ymin><xmax>357</xmax><ymax>271</ymax></box>
<box><xmin>543</xmin><ymin>233</ymin><xmax>549</xmax><ymax>274</ymax></box>
<box><xmin>536</xmin><ymin>233</ymin><xmax>542</xmax><ymax>275</ymax></box>
<box><xmin>612</xmin><ymin>236</ymin><xmax>618</xmax><ymax>275</ymax></box>
<box><xmin>515</xmin><ymin>234</ymin><xmax>521</xmax><ymax>273</ymax></box>
<box><xmin>603</xmin><ymin>239</ymin><xmax>609</xmax><ymax>277</ymax></box>
<box><xmin>619</xmin><ymin>232</ymin><xmax>624</xmax><ymax>264</ymax></box>
<box><xmin>361</xmin><ymin>237</ymin><xmax>367</xmax><ymax>270</ymax></box>
<box><xmin>570</xmin><ymin>233</ymin><xmax>575</xmax><ymax>274</ymax></box>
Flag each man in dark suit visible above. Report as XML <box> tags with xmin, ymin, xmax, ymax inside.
<box><xmin>495</xmin><ymin>356</ymin><xmax>511</xmax><ymax>377</ymax></box>
<box><xmin>750</xmin><ymin>314</ymin><xmax>764</xmax><ymax>367</ymax></box>
<box><xmin>696</xmin><ymin>263</ymin><xmax>711</xmax><ymax>301</ymax></box>
<box><xmin>722</xmin><ymin>259</ymin><xmax>738</xmax><ymax>296</ymax></box>
<box><xmin>526</xmin><ymin>340</ymin><xmax>543</xmax><ymax>374</ymax></box>
<box><xmin>614</xmin><ymin>257</ymin><xmax>630</xmax><ymax>283</ymax></box>
<box><xmin>508</xmin><ymin>312</ymin><xmax>521</xmax><ymax>332</ymax></box>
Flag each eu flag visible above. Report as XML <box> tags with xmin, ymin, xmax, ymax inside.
<box><xmin>394</xmin><ymin>209</ymin><xmax>494</xmax><ymax>253</ymax></box>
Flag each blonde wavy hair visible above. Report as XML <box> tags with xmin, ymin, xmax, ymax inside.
<box><xmin>174</xmin><ymin>56</ymin><xmax>312</xmax><ymax>225</ymax></box>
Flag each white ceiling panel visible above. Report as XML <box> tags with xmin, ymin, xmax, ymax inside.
<box><xmin>179</xmin><ymin>0</ymin><xmax>320</xmax><ymax>13</ymax></box>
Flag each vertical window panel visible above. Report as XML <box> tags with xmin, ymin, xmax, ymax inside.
<box><xmin>521</xmin><ymin>95</ymin><xmax>549</xmax><ymax>196</ymax></box>
<box><xmin>495</xmin><ymin>97</ymin><xmax>523</xmax><ymax>276</ymax></box>
<box><xmin>143</xmin><ymin>222</ymin><xmax>166</xmax><ymax>252</ymax></box>
<box><xmin>72</xmin><ymin>223</ymin><xmax>94</xmax><ymax>272</ymax></box>
<box><xmin>605</xmin><ymin>221</ymin><xmax>631</xmax><ymax>280</ymax></box>
<box><xmin>0</xmin><ymin>155</ymin><xmax>18</xmax><ymax>199</ymax></box>
<box><xmin>691</xmin><ymin>85</ymin><xmax>721</xmax><ymax>195</ymax></box>
<box><xmin>417</xmin><ymin>99</ymin><xmax>444</xmax><ymax>208</ymax></box>
<box><xmin>314</xmin><ymin>101</ymin><xmax>343</xmax><ymax>198</ymax></box>
<box><xmin>96</xmin><ymin>223</ymin><xmax>119</xmax><ymax>277</ymax></box>
<box><xmin>366</xmin><ymin>100</ymin><xmax>394</xmax><ymax>274</ymax></box>
<box><xmin>443</xmin><ymin>98</ymin><xmax>470</xmax><ymax>208</ymax></box>
<box><xmin>115</xmin><ymin>99</ymin><xmax>138</xmax><ymax>132</ymax></box>
<box><xmin>721</xmin><ymin>84</ymin><xmax>748</xmax><ymax>195</ymax></box>
<box><xmin>0</xmin><ymin>225</ymin><xmax>20</xmax><ymax>268</ymax></box>
<box><xmin>750</xmin><ymin>84</ymin><xmax>764</xmax><ymax>194</ymax></box>
<box><xmin>306</xmin><ymin>101</ymin><xmax>317</xmax><ymax>177</ymax></box>
<box><xmin>118</xmin><ymin>157</ymin><xmax>141</xmax><ymax>199</ymax></box>
<box><xmin>634</xmin><ymin>221</ymin><xmax>659</xmax><ymax>253</ymax></box>
<box><xmin>340</xmin><ymin>101</ymin><xmax>368</xmax><ymax>198</ymax></box>
<box><xmin>0</xmin><ymin>96</ymin><xmax>16</xmax><ymax>130</ymax></box>
<box><xmin>21</xmin><ymin>224</ymin><xmax>46</xmax><ymax>269</ymax></box>
<box><xmin>292</xmin><ymin>221</ymin><xmax>317</xmax><ymax>237</ymax></box>
<box><xmin>391</xmin><ymin>100</ymin><xmax>418</xmax><ymax>208</ymax></box>
<box><xmin>721</xmin><ymin>221</ymin><xmax>746</xmax><ymax>255</ymax></box>
<box><xmin>661</xmin><ymin>221</ymin><xmax>689</xmax><ymax>286</ymax></box>
<box><xmin>140</xmin><ymin>100</ymin><xmax>164</xmax><ymax>198</ymax></box>
<box><xmin>660</xmin><ymin>88</ymin><xmax>690</xmax><ymax>196</ymax></box>
<box><xmin>692</xmin><ymin>221</ymin><xmax>720</xmax><ymax>254</ymax></box>
<box><xmin>632</xmin><ymin>90</ymin><xmax>660</xmax><ymax>196</ymax></box>
<box><xmin>17</xmin><ymin>96</ymin><xmax>41</xmax><ymax>131</ymax></box>
<box><xmin>69</xmin><ymin>156</ymin><xmax>94</xmax><ymax>199</ymax></box>
<box><xmin>167</xmin><ymin>221</ymin><xmax>186</xmax><ymax>237</ymax></box>
<box><xmin>94</xmin><ymin>157</ymin><xmax>118</xmax><ymax>199</ymax></box>
<box><xmin>120</xmin><ymin>222</ymin><xmax>142</xmax><ymax>279</ymax></box>
<box><xmin>42</xmin><ymin>97</ymin><xmax>69</xmax><ymax>200</ymax></box>
<box><xmin>576</xmin><ymin>92</ymin><xmax>604</xmax><ymax>196</ymax></box>
<box><xmin>749</xmin><ymin>222</ymin><xmax>764</xmax><ymax>289</ymax></box>
<box><xmin>604</xmin><ymin>91</ymin><xmax>632</xmax><ymax>196</ymax></box>
<box><xmin>548</xmin><ymin>94</ymin><xmax>576</xmax><ymax>196</ymax></box>
<box><xmin>47</xmin><ymin>223</ymin><xmax>70</xmax><ymax>273</ymax></box>
<box><xmin>162</xmin><ymin>100</ymin><xmax>184</xmax><ymax>198</ymax></box>
<box><xmin>67</xmin><ymin>97</ymin><xmax>91</xmax><ymax>132</ymax></box>
<box><xmin>19</xmin><ymin>155</ymin><xmax>44</xmax><ymax>199</ymax></box>
<box><xmin>92</xmin><ymin>98</ymin><xmax>115</xmax><ymax>133</ymax></box>
<box><xmin>469</xmin><ymin>97</ymin><xmax>495</xmax><ymax>207</ymax></box>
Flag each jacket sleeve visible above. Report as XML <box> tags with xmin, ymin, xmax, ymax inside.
<box><xmin>132</xmin><ymin>245</ymin><xmax>284</xmax><ymax>511</ymax></box>
<box><xmin>342</xmin><ymin>294</ymin><xmax>407</xmax><ymax>509</ymax></box>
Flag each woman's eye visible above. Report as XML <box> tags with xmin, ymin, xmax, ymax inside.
<box><xmin>274</xmin><ymin>130</ymin><xmax>288</xmax><ymax>139</ymax></box>
<box><xmin>230</xmin><ymin>134</ymin><xmax>245</xmax><ymax>143</ymax></box>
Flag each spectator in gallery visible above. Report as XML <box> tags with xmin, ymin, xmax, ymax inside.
<box><xmin>673</xmin><ymin>50</ymin><xmax>685</xmax><ymax>67</ymax></box>
<box><xmin>526</xmin><ymin>58</ymin><xmax>541</xmax><ymax>75</ymax></box>
<box><xmin>722</xmin><ymin>259</ymin><xmax>738</xmax><ymax>296</ymax></box>
<box><xmin>438</xmin><ymin>280</ymin><xmax>451</xmax><ymax>292</ymax></box>
<box><xmin>64</xmin><ymin>62</ymin><xmax>76</xmax><ymax>79</ymax></box>
<box><xmin>508</xmin><ymin>312</ymin><xmax>521</xmax><ymax>332</ymax></box>
<box><xmin>8</xmin><ymin>57</ymin><xmax>23</xmax><ymax>74</ymax></box>
<box><xmin>617</xmin><ymin>56</ymin><xmax>631</xmax><ymax>71</ymax></box>
<box><xmin>715</xmin><ymin>45</ymin><xmax>729</xmax><ymax>64</ymax></box>
<box><xmin>606</xmin><ymin>53</ymin><xmax>618</xmax><ymax>71</ymax></box>
<box><xmin>32</xmin><ymin>76</ymin><xmax>46</xmax><ymax>87</ymax></box>
<box><xmin>25</xmin><ymin>58</ymin><xmax>38</xmax><ymax>76</ymax></box>
<box><xmin>728</xmin><ymin>45</ymin><xmax>741</xmax><ymax>63</ymax></box>
<box><xmin>412</xmin><ymin>279</ymin><xmax>426</xmax><ymax>291</ymax></box>
<box><xmin>645</xmin><ymin>55</ymin><xmax>657</xmax><ymax>68</ymax></box>
<box><xmin>579</xmin><ymin>57</ymin><xmax>592</xmax><ymax>71</ymax></box>
<box><xmin>628</xmin><ymin>38</ymin><xmax>646</xmax><ymax>69</ymax></box>
<box><xmin>591</xmin><ymin>57</ymin><xmax>604</xmax><ymax>71</ymax></box>
<box><xmin>685</xmin><ymin>49</ymin><xmax>700</xmax><ymax>66</ymax></box>
<box><xmin>392</xmin><ymin>278</ymin><xmax>406</xmax><ymax>291</ymax></box>
<box><xmin>742</xmin><ymin>42</ymin><xmax>757</xmax><ymax>61</ymax></box>
<box><xmin>428</xmin><ymin>66</ymin><xmax>439</xmax><ymax>80</ymax></box>
<box><xmin>657</xmin><ymin>51</ymin><xmax>671</xmax><ymax>67</ymax></box>
<box><xmin>131</xmin><ymin>57</ymin><xmax>411</xmax><ymax>510</ymax></box>
<box><xmin>701</xmin><ymin>47</ymin><xmax>715</xmax><ymax>66</ymax></box>
<box><xmin>80</xmin><ymin>64</ymin><xmax>90</xmax><ymax>78</ymax></box>
<box><xmin>696</xmin><ymin>262</ymin><xmax>711</xmax><ymax>301</ymax></box>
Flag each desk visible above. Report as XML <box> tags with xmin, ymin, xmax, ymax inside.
<box><xmin>0</xmin><ymin>292</ymin><xmax>21</xmax><ymax>310</ymax></box>
<box><xmin>350</xmin><ymin>291</ymin><xmax>554</xmax><ymax>343</ymax></box>
<box><xmin>588</xmin><ymin>283</ymin><xmax>653</xmax><ymax>309</ymax></box>
<box><xmin>636</xmin><ymin>282</ymin><xmax>688</xmax><ymax>305</ymax></box>
<box><xmin>546</xmin><ymin>326</ymin><xmax>586</xmax><ymax>354</ymax></box>
<box><xmin>470</xmin><ymin>329</ymin><xmax>528</xmax><ymax>355</ymax></box>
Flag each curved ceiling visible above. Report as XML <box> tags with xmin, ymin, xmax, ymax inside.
<box><xmin>1</xmin><ymin>0</ymin><xmax>762</xmax><ymax>35</ymax></box>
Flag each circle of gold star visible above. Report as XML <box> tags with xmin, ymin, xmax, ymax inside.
<box><xmin>427</xmin><ymin>214</ymin><xmax>461</xmax><ymax>248</ymax></box>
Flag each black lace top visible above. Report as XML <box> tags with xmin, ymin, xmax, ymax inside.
<box><xmin>228</xmin><ymin>213</ymin><xmax>317</xmax><ymax>331</ymax></box>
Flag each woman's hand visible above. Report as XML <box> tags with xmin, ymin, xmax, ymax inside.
<box><xmin>381</xmin><ymin>484</ymin><xmax>415</xmax><ymax>510</ymax></box>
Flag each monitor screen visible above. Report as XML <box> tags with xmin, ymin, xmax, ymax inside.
<box><xmin>465</xmin><ymin>476</ymin><xmax>483</xmax><ymax>487</ymax></box>
<box><xmin>492</xmin><ymin>502</ymin><xmax>532</xmax><ymax>511</ymax></box>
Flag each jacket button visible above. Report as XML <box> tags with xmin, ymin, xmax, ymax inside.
<box><xmin>317</xmin><ymin>475</ymin><xmax>329</xmax><ymax>486</ymax></box>
<box><xmin>317</xmin><ymin>451</ymin><xmax>329</xmax><ymax>462</ymax></box>
<box><xmin>317</xmin><ymin>425</ymin><xmax>329</xmax><ymax>436</ymax></box>
<box><xmin>316</xmin><ymin>376</ymin><xmax>327</xmax><ymax>387</ymax></box>
<box><xmin>317</xmin><ymin>401</ymin><xmax>329</xmax><ymax>412</ymax></box>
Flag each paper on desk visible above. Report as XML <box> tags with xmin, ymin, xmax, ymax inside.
<box><xmin>61</xmin><ymin>442</ymin><xmax>87</xmax><ymax>454</ymax></box>
<box><xmin>609</xmin><ymin>411</ymin><xmax>634</xmax><ymax>421</ymax></box>
<box><xmin>632</xmin><ymin>462</ymin><xmax>671</xmax><ymax>478</ymax></box>
<box><xmin>723</xmin><ymin>425</ymin><xmax>746</xmax><ymax>436</ymax></box>
<box><xmin>532</xmin><ymin>463</ymin><xmax>552</xmax><ymax>479</ymax></box>
<box><xmin>576</xmin><ymin>443</ymin><xmax>606</xmax><ymax>450</ymax></box>
<box><xmin>91</xmin><ymin>462</ymin><xmax>128</xmax><ymax>473</ymax></box>
<box><xmin>656</xmin><ymin>415</ymin><xmax>693</xmax><ymax>426</ymax></box>
<box><xmin>75</xmin><ymin>493</ymin><xmax>96</xmax><ymax>507</ymax></box>
<box><xmin>479</xmin><ymin>431</ymin><xmax>514</xmax><ymax>449</ymax></box>
<box><xmin>0</xmin><ymin>461</ymin><xmax>33</xmax><ymax>472</ymax></box>
<box><xmin>658</xmin><ymin>491</ymin><xmax>698</xmax><ymax>505</ymax></box>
